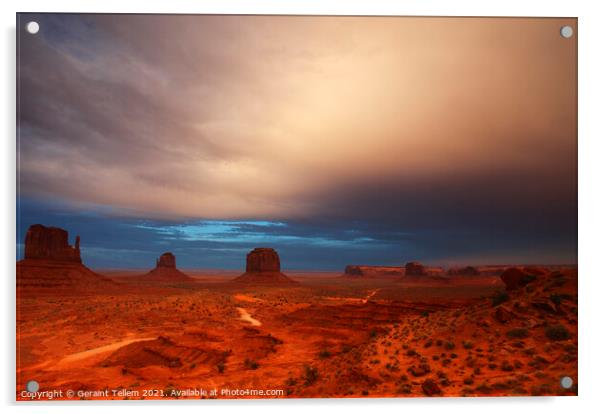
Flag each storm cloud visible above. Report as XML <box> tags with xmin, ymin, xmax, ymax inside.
<box><xmin>17</xmin><ymin>14</ymin><xmax>577</xmax><ymax>269</ymax></box>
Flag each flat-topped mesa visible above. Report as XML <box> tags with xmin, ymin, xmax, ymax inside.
<box><xmin>233</xmin><ymin>248</ymin><xmax>297</xmax><ymax>284</ymax></box>
<box><xmin>156</xmin><ymin>252</ymin><xmax>176</xmax><ymax>269</ymax></box>
<box><xmin>344</xmin><ymin>265</ymin><xmax>364</xmax><ymax>276</ymax></box>
<box><xmin>18</xmin><ymin>224</ymin><xmax>116</xmax><ymax>291</ymax></box>
<box><xmin>405</xmin><ymin>261</ymin><xmax>426</xmax><ymax>276</ymax></box>
<box><xmin>24</xmin><ymin>224</ymin><xmax>81</xmax><ymax>263</ymax></box>
<box><xmin>447</xmin><ymin>266</ymin><xmax>480</xmax><ymax>276</ymax></box>
<box><xmin>246</xmin><ymin>248</ymin><xmax>281</xmax><ymax>273</ymax></box>
<box><xmin>343</xmin><ymin>265</ymin><xmax>404</xmax><ymax>278</ymax></box>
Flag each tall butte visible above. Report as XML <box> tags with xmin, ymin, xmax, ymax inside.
<box><xmin>232</xmin><ymin>248</ymin><xmax>297</xmax><ymax>284</ymax></box>
<box><xmin>17</xmin><ymin>224</ymin><xmax>114</xmax><ymax>290</ymax></box>
<box><xmin>140</xmin><ymin>252</ymin><xmax>194</xmax><ymax>282</ymax></box>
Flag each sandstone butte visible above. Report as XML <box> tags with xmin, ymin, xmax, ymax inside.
<box><xmin>405</xmin><ymin>261</ymin><xmax>427</xmax><ymax>276</ymax></box>
<box><xmin>232</xmin><ymin>248</ymin><xmax>297</xmax><ymax>284</ymax></box>
<box><xmin>343</xmin><ymin>265</ymin><xmax>404</xmax><ymax>278</ymax></box>
<box><xmin>17</xmin><ymin>224</ymin><xmax>114</xmax><ymax>290</ymax></box>
<box><xmin>142</xmin><ymin>252</ymin><xmax>194</xmax><ymax>282</ymax></box>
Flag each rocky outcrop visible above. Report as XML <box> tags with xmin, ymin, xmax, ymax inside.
<box><xmin>246</xmin><ymin>248</ymin><xmax>281</xmax><ymax>272</ymax></box>
<box><xmin>344</xmin><ymin>265</ymin><xmax>364</xmax><ymax>276</ymax></box>
<box><xmin>156</xmin><ymin>252</ymin><xmax>176</xmax><ymax>268</ymax></box>
<box><xmin>447</xmin><ymin>266</ymin><xmax>480</xmax><ymax>276</ymax></box>
<box><xmin>405</xmin><ymin>261</ymin><xmax>426</xmax><ymax>276</ymax></box>
<box><xmin>523</xmin><ymin>267</ymin><xmax>548</xmax><ymax>276</ymax></box>
<box><xmin>18</xmin><ymin>224</ymin><xmax>115</xmax><ymax>291</ymax></box>
<box><xmin>233</xmin><ymin>248</ymin><xmax>297</xmax><ymax>284</ymax></box>
<box><xmin>500</xmin><ymin>267</ymin><xmax>537</xmax><ymax>290</ymax></box>
<box><xmin>141</xmin><ymin>252</ymin><xmax>193</xmax><ymax>283</ymax></box>
<box><xmin>494</xmin><ymin>306</ymin><xmax>514</xmax><ymax>323</ymax></box>
<box><xmin>343</xmin><ymin>265</ymin><xmax>404</xmax><ymax>278</ymax></box>
<box><xmin>24</xmin><ymin>224</ymin><xmax>81</xmax><ymax>263</ymax></box>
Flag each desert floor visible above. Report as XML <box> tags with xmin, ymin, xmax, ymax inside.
<box><xmin>16</xmin><ymin>270</ymin><xmax>577</xmax><ymax>400</ymax></box>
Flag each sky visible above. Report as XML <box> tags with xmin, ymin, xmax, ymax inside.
<box><xmin>17</xmin><ymin>14</ymin><xmax>577</xmax><ymax>270</ymax></box>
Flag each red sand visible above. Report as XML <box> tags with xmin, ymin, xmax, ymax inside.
<box><xmin>16</xmin><ymin>268</ymin><xmax>577</xmax><ymax>400</ymax></box>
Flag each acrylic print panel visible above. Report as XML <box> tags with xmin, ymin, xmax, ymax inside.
<box><xmin>16</xmin><ymin>14</ymin><xmax>577</xmax><ymax>400</ymax></box>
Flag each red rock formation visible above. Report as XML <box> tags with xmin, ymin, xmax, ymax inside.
<box><xmin>141</xmin><ymin>252</ymin><xmax>193</xmax><ymax>283</ymax></box>
<box><xmin>494</xmin><ymin>306</ymin><xmax>514</xmax><ymax>323</ymax></box>
<box><xmin>24</xmin><ymin>224</ymin><xmax>81</xmax><ymax>263</ymax></box>
<box><xmin>156</xmin><ymin>252</ymin><xmax>176</xmax><ymax>268</ymax></box>
<box><xmin>500</xmin><ymin>267</ymin><xmax>537</xmax><ymax>290</ymax></box>
<box><xmin>405</xmin><ymin>261</ymin><xmax>426</xmax><ymax>276</ymax></box>
<box><xmin>246</xmin><ymin>248</ymin><xmax>281</xmax><ymax>272</ymax></box>
<box><xmin>344</xmin><ymin>265</ymin><xmax>364</xmax><ymax>276</ymax></box>
<box><xmin>523</xmin><ymin>266</ymin><xmax>548</xmax><ymax>276</ymax></box>
<box><xmin>18</xmin><ymin>224</ymin><xmax>115</xmax><ymax>291</ymax></box>
<box><xmin>343</xmin><ymin>265</ymin><xmax>404</xmax><ymax>278</ymax></box>
<box><xmin>233</xmin><ymin>248</ymin><xmax>297</xmax><ymax>284</ymax></box>
<box><xmin>447</xmin><ymin>266</ymin><xmax>480</xmax><ymax>276</ymax></box>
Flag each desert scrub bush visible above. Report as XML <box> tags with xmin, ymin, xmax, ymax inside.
<box><xmin>244</xmin><ymin>358</ymin><xmax>259</xmax><ymax>370</ymax></box>
<box><xmin>303</xmin><ymin>365</ymin><xmax>319</xmax><ymax>385</ymax></box>
<box><xmin>462</xmin><ymin>340</ymin><xmax>474</xmax><ymax>350</ymax></box>
<box><xmin>501</xmin><ymin>360</ymin><xmax>514</xmax><ymax>372</ymax></box>
<box><xmin>506</xmin><ymin>328</ymin><xmax>529</xmax><ymax>339</ymax></box>
<box><xmin>318</xmin><ymin>349</ymin><xmax>331</xmax><ymax>359</ymax></box>
<box><xmin>163</xmin><ymin>385</ymin><xmax>176</xmax><ymax>398</ymax></box>
<box><xmin>491</xmin><ymin>291</ymin><xmax>510</xmax><ymax>306</ymax></box>
<box><xmin>545</xmin><ymin>324</ymin><xmax>571</xmax><ymax>341</ymax></box>
<box><xmin>216</xmin><ymin>361</ymin><xmax>225</xmax><ymax>373</ymax></box>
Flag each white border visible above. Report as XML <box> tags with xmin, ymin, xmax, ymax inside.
<box><xmin>2</xmin><ymin>1</ymin><xmax>601</xmax><ymax>414</ymax></box>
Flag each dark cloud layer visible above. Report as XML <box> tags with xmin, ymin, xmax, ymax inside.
<box><xmin>17</xmin><ymin>14</ymin><xmax>577</xmax><ymax>268</ymax></box>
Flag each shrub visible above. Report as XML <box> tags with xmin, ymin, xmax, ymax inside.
<box><xmin>549</xmin><ymin>294</ymin><xmax>563</xmax><ymax>305</ymax></box>
<box><xmin>216</xmin><ymin>361</ymin><xmax>225</xmax><ymax>373</ymax></box>
<box><xmin>304</xmin><ymin>365</ymin><xmax>319</xmax><ymax>385</ymax></box>
<box><xmin>244</xmin><ymin>358</ymin><xmax>259</xmax><ymax>370</ymax></box>
<box><xmin>545</xmin><ymin>324</ymin><xmax>571</xmax><ymax>341</ymax></box>
<box><xmin>399</xmin><ymin>384</ymin><xmax>412</xmax><ymax>394</ymax></box>
<box><xmin>506</xmin><ymin>328</ymin><xmax>529</xmax><ymax>339</ymax></box>
<box><xmin>318</xmin><ymin>349</ymin><xmax>331</xmax><ymax>359</ymax></box>
<box><xmin>492</xmin><ymin>291</ymin><xmax>510</xmax><ymax>306</ymax></box>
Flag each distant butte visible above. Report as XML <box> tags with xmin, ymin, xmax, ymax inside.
<box><xmin>405</xmin><ymin>261</ymin><xmax>427</xmax><ymax>276</ymax></box>
<box><xmin>232</xmin><ymin>248</ymin><xmax>297</xmax><ymax>284</ymax></box>
<box><xmin>343</xmin><ymin>265</ymin><xmax>404</xmax><ymax>278</ymax></box>
<box><xmin>447</xmin><ymin>266</ymin><xmax>480</xmax><ymax>276</ymax></box>
<box><xmin>156</xmin><ymin>252</ymin><xmax>177</xmax><ymax>268</ymax></box>
<box><xmin>141</xmin><ymin>252</ymin><xmax>194</xmax><ymax>282</ymax></box>
<box><xmin>500</xmin><ymin>267</ymin><xmax>541</xmax><ymax>290</ymax></box>
<box><xmin>24</xmin><ymin>224</ymin><xmax>82</xmax><ymax>263</ymax></box>
<box><xmin>17</xmin><ymin>224</ymin><xmax>114</xmax><ymax>290</ymax></box>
